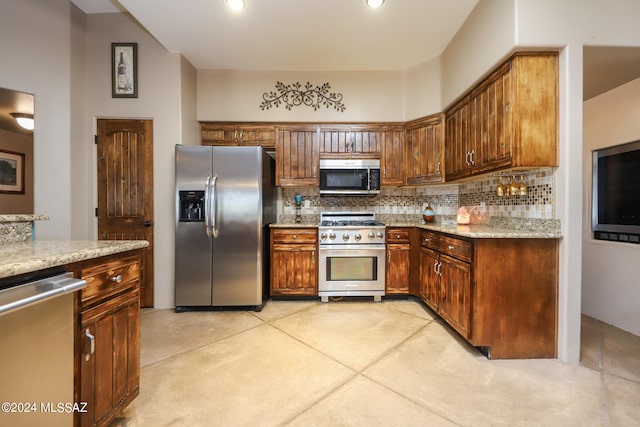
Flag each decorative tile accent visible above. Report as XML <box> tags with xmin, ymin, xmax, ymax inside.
<box><xmin>281</xmin><ymin>168</ymin><xmax>556</xmax><ymax>222</ymax></box>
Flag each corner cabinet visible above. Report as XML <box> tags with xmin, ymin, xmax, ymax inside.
<box><xmin>445</xmin><ymin>52</ymin><xmax>558</xmax><ymax>181</ymax></box>
<box><xmin>270</xmin><ymin>228</ymin><xmax>318</xmax><ymax>296</ymax></box>
<box><xmin>200</xmin><ymin>122</ymin><xmax>276</xmax><ymax>148</ymax></box>
<box><xmin>380</xmin><ymin>125</ymin><xmax>406</xmax><ymax>186</ymax></box>
<box><xmin>418</xmin><ymin>230</ymin><xmax>558</xmax><ymax>359</ymax></box>
<box><xmin>69</xmin><ymin>251</ymin><xmax>142</xmax><ymax>427</ymax></box>
<box><xmin>405</xmin><ymin>114</ymin><xmax>445</xmax><ymax>185</ymax></box>
<box><xmin>275</xmin><ymin>125</ymin><xmax>320</xmax><ymax>186</ymax></box>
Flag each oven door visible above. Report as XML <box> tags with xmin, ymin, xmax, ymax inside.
<box><xmin>319</xmin><ymin>168</ymin><xmax>370</xmax><ymax>195</ymax></box>
<box><xmin>318</xmin><ymin>245</ymin><xmax>386</xmax><ymax>294</ymax></box>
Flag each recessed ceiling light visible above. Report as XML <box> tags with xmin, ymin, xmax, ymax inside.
<box><xmin>225</xmin><ymin>0</ymin><xmax>246</xmax><ymax>11</ymax></box>
<box><xmin>366</xmin><ymin>0</ymin><xmax>385</xmax><ymax>9</ymax></box>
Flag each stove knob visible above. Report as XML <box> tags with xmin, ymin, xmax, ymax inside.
<box><xmin>376</xmin><ymin>232</ymin><xmax>384</xmax><ymax>239</ymax></box>
<box><xmin>320</xmin><ymin>232</ymin><xmax>328</xmax><ymax>240</ymax></box>
<box><xmin>354</xmin><ymin>233</ymin><xmax>362</xmax><ymax>241</ymax></box>
<box><xmin>329</xmin><ymin>232</ymin><xmax>336</xmax><ymax>240</ymax></box>
<box><xmin>342</xmin><ymin>234</ymin><xmax>350</xmax><ymax>241</ymax></box>
<box><xmin>368</xmin><ymin>232</ymin><xmax>375</xmax><ymax>239</ymax></box>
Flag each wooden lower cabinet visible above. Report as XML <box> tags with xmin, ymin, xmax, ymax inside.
<box><xmin>418</xmin><ymin>230</ymin><xmax>558</xmax><ymax>359</ymax></box>
<box><xmin>385</xmin><ymin>228</ymin><xmax>411</xmax><ymax>294</ymax></box>
<box><xmin>270</xmin><ymin>228</ymin><xmax>318</xmax><ymax>296</ymax></box>
<box><xmin>69</xmin><ymin>251</ymin><xmax>142</xmax><ymax>427</ymax></box>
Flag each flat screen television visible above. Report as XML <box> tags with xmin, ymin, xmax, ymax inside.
<box><xmin>592</xmin><ymin>139</ymin><xmax>640</xmax><ymax>243</ymax></box>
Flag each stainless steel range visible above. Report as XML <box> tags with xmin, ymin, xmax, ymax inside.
<box><xmin>318</xmin><ymin>211</ymin><xmax>386</xmax><ymax>302</ymax></box>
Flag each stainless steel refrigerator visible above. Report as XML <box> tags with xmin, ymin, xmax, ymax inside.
<box><xmin>174</xmin><ymin>145</ymin><xmax>276</xmax><ymax>311</ymax></box>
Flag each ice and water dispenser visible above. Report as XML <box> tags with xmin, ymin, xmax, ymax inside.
<box><xmin>178</xmin><ymin>191</ymin><xmax>205</xmax><ymax>222</ymax></box>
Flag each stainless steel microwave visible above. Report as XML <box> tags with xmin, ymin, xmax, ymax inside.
<box><xmin>319</xmin><ymin>159</ymin><xmax>381</xmax><ymax>195</ymax></box>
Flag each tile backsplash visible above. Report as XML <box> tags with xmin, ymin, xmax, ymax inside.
<box><xmin>282</xmin><ymin>168</ymin><xmax>555</xmax><ymax>220</ymax></box>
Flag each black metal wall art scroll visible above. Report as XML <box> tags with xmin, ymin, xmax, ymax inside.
<box><xmin>260</xmin><ymin>82</ymin><xmax>346</xmax><ymax>112</ymax></box>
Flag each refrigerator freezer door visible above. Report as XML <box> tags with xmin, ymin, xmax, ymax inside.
<box><xmin>175</xmin><ymin>145</ymin><xmax>214</xmax><ymax>307</ymax></box>
<box><xmin>211</xmin><ymin>146</ymin><xmax>263</xmax><ymax>306</ymax></box>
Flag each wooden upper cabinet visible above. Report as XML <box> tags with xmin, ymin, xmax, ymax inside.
<box><xmin>405</xmin><ymin>113</ymin><xmax>445</xmax><ymax>185</ymax></box>
<box><xmin>200</xmin><ymin>122</ymin><xmax>276</xmax><ymax>148</ymax></box>
<box><xmin>380</xmin><ymin>125</ymin><xmax>405</xmax><ymax>186</ymax></box>
<box><xmin>275</xmin><ymin>125</ymin><xmax>320</xmax><ymax>186</ymax></box>
<box><xmin>445</xmin><ymin>52</ymin><xmax>558</xmax><ymax>181</ymax></box>
<box><xmin>318</xmin><ymin>124</ymin><xmax>382</xmax><ymax>158</ymax></box>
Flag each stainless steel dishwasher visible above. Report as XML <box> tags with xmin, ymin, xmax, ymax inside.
<box><xmin>0</xmin><ymin>271</ymin><xmax>86</xmax><ymax>427</ymax></box>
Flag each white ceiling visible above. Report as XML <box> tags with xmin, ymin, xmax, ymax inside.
<box><xmin>68</xmin><ymin>0</ymin><xmax>640</xmax><ymax>97</ymax></box>
<box><xmin>71</xmin><ymin>0</ymin><xmax>479</xmax><ymax>71</ymax></box>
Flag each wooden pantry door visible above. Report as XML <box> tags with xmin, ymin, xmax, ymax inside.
<box><xmin>97</xmin><ymin>119</ymin><xmax>154</xmax><ymax>307</ymax></box>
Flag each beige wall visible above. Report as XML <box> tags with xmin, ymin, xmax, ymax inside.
<box><xmin>0</xmin><ymin>0</ymin><xmax>73</xmax><ymax>239</ymax></box>
<box><xmin>0</xmin><ymin>128</ymin><xmax>34</xmax><ymax>214</ymax></box>
<box><xmin>83</xmin><ymin>12</ymin><xmax>188</xmax><ymax>309</ymax></box>
<box><xmin>197</xmin><ymin>70</ymin><xmax>407</xmax><ymax>122</ymax></box>
<box><xmin>583</xmin><ymin>77</ymin><xmax>640</xmax><ymax>336</ymax></box>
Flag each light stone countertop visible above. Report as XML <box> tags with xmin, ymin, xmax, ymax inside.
<box><xmin>0</xmin><ymin>214</ymin><xmax>49</xmax><ymax>222</ymax></box>
<box><xmin>271</xmin><ymin>215</ymin><xmax>562</xmax><ymax>239</ymax></box>
<box><xmin>0</xmin><ymin>240</ymin><xmax>149</xmax><ymax>279</ymax></box>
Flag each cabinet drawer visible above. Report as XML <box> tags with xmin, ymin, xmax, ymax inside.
<box><xmin>386</xmin><ymin>228</ymin><xmax>411</xmax><ymax>243</ymax></box>
<box><xmin>420</xmin><ymin>230</ymin><xmax>439</xmax><ymax>250</ymax></box>
<box><xmin>80</xmin><ymin>255</ymin><xmax>140</xmax><ymax>305</ymax></box>
<box><xmin>271</xmin><ymin>228</ymin><xmax>317</xmax><ymax>244</ymax></box>
<box><xmin>439</xmin><ymin>235</ymin><xmax>473</xmax><ymax>263</ymax></box>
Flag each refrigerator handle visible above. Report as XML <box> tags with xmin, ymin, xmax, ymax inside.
<box><xmin>211</xmin><ymin>175</ymin><xmax>219</xmax><ymax>238</ymax></box>
<box><xmin>204</xmin><ymin>175</ymin><xmax>212</xmax><ymax>238</ymax></box>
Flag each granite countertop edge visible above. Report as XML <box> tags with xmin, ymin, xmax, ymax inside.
<box><xmin>270</xmin><ymin>218</ymin><xmax>562</xmax><ymax>239</ymax></box>
<box><xmin>0</xmin><ymin>214</ymin><xmax>50</xmax><ymax>223</ymax></box>
<box><xmin>0</xmin><ymin>240</ymin><xmax>149</xmax><ymax>279</ymax></box>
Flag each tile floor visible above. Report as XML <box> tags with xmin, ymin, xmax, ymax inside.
<box><xmin>110</xmin><ymin>299</ymin><xmax>640</xmax><ymax>426</ymax></box>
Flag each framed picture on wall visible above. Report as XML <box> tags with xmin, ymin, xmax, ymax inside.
<box><xmin>112</xmin><ymin>42</ymin><xmax>138</xmax><ymax>98</ymax></box>
<box><xmin>0</xmin><ymin>149</ymin><xmax>25</xmax><ymax>194</ymax></box>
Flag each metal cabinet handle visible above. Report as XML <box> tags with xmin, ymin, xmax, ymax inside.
<box><xmin>110</xmin><ymin>274</ymin><xmax>123</xmax><ymax>283</ymax></box>
<box><xmin>437</xmin><ymin>161</ymin><xmax>441</xmax><ymax>174</ymax></box>
<box><xmin>465</xmin><ymin>151</ymin><xmax>470</xmax><ymax>166</ymax></box>
<box><xmin>470</xmin><ymin>149</ymin><xmax>475</xmax><ymax>165</ymax></box>
<box><xmin>239</xmin><ymin>130</ymin><xmax>243</xmax><ymax>142</ymax></box>
<box><xmin>85</xmin><ymin>329</ymin><xmax>95</xmax><ymax>361</ymax></box>
<box><xmin>311</xmin><ymin>250</ymin><xmax>315</xmax><ymax>263</ymax></box>
<box><xmin>433</xmin><ymin>260</ymin><xmax>439</xmax><ymax>274</ymax></box>
<box><xmin>234</xmin><ymin>130</ymin><xmax>238</xmax><ymax>141</ymax></box>
<box><xmin>448</xmin><ymin>245</ymin><xmax>454</xmax><ymax>250</ymax></box>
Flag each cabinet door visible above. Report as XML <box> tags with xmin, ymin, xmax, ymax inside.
<box><xmin>439</xmin><ymin>254</ymin><xmax>471</xmax><ymax>339</ymax></box>
<box><xmin>318</xmin><ymin>125</ymin><xmax>382</xmax><ymax>157</ymax></box>
<box><xmin>276</xmin><ymin>126</ymin><xmax>319</xmax><ymax>186</ymax></box>
<box><xmin>200</xmin><ymin>123</ymin><xmax>238</xmax><ymax>145</ymax></box>
<box><xmin>271</xmin><ymin>244</ymin><xmax>318</xmax><ymax>295</ymax></box>
<box><xmin>386</xmin><ymin>243</ymin><xmax>410</xmax><ymax>294</ymax></box>
<box><xmin>79</xmin><ymin>289</ymin><xmax>140</xmax><ymax>427</ymax></box>
<box><xmin>470</xmin><ymin>61</ymin><xmax>513</xmax><ymax>174</ymax></box>
<box><xmin>444</xmin><ymin>99</ymin><xmax>471</xmax><ymax>181</ymax></box>
<box><xmin>237</xmin><ymin>125</ymin><xmax>276</xmax><ymax>148</ymax></box>
<box><xmin>419</xmin><ymin>246</ymin><xmax>440</xmax><ymax>312</ymax></box>
<box><xmin>381</xmin><ymin>127</ymin><xmax>405</xmax><ymax>186</ymax></box>
<box><xmin>406</xmin><ymin>115</ymin><xmax>444</xmax><ymax>185</ymax></box>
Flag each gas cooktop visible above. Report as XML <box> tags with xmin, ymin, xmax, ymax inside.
<box><xmin>318</xmin><ymin>212</ymin><xmax>384</xmax><ymax>228</ymax></box>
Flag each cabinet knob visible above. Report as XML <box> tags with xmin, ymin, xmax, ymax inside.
<box><xmin>292</xmin><ymin>235</ymin><xmax>297</xmax><ymax>240</ymax></box>
<box><xmin>448</xmin><ymin>245</ymin><xmax>454</xmax><ymax>250</ymax></box>
<box><xmin>110</xmin><ymin>274</ymin><xmax>123</xmax><ymax>283</ymax></box>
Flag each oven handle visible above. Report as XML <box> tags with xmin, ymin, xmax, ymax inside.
<box><xmin>319</xmin><ymin>244</ymin><xmax>386</xmax><ymax>251</ymax></box>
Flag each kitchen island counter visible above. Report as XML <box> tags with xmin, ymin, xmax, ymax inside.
<box><xmin>0</xmin><ymin>240</ymin><xmax>149</xmax><ymax>279</ymax></box>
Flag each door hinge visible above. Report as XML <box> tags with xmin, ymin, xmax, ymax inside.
<box><xmin>95</xmin><ymin>207</ymin><xmax>98</xmax><ymax>217</ymax></box>
<box><xmin>94</xmin><ymin>135</ymin><xmax>98</xmax><ymax>144</ymax></box>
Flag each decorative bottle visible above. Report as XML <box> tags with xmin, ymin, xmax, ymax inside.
<box><xmin>117</xmin><ymin>52</ymin><xmax>127</xmax><ymax>90</ymax></box>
